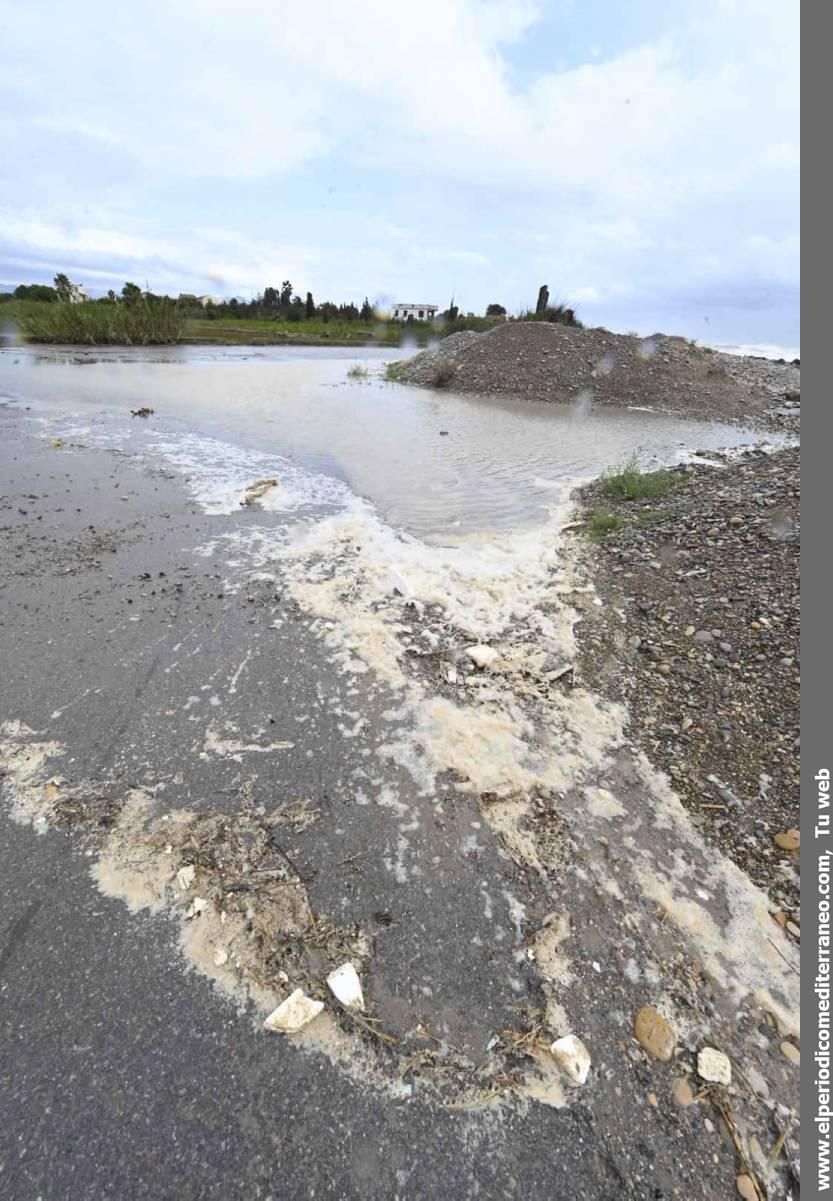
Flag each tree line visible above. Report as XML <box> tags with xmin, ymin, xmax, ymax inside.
<box><xmin>2</xmin><ymin>276</ymin><xmax>579</xmax><ymax>327</ymax></box>
<box><xmin>3</xmin><ymin>277</ymin><xmax>378</xmax><ymax>323</ymax></box>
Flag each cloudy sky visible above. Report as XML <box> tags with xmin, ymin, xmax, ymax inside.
<box><xmin>1</xmin><ymin>0</ymin><xmax>799</xmax><ymax>345</ymax></box>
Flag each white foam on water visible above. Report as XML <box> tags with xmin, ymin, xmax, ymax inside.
<box><xmin>29</xmin><ymin>409</ymin><xmax>351</xmax><ymax>518</ymax></box>
<box><xmin>2</xmin><ymin>363</ymin><xmax>802</xmax><ymax>1111</ymax></box>
<box><xmin>17</xmin><ymin>396</ymin><xmax>800</xmax><ymax>1043</ymax></box>
<box><xmin>142</xmin><ymin>429</ymin><xmax>350</xmax><ymax>515</ymax></box>
<box><xmin>257</xmin><ymin>481</ymin><xmax>799</xmax><ymax>1036</ymax></box>
<box><xmin>276</xmin><ymin>490</ymin><xmax>575</xmax><ymax>677</ymax></box>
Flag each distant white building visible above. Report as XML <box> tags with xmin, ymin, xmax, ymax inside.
<box><xmin>68</xmin><ymin>282</ymin><xmax>87</xmax><ymax>304</ymax></box>
<box><xmin>392</xmin><ymin>303</ymin><xmax>438</xmax><ymax>322</ymax></box>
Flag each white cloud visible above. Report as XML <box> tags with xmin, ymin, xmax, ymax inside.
<box><xmin>445</xmin><ymin>251</ymin><xmax>490</xmax><ymax>267</ymax></box>
<box><xmin>0</xmin><ymin>0</ymin><xmax>798</xmax><ymax>339</ymax></box>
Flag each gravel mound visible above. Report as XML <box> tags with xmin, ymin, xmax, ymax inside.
<box><xmin>573</xmin><ymin>446</ymin><xmax>800</xmax><ymax>915</ymax></box>
<box><xmin>393</xmin><ymin>322</ymin><xmax>799</xmax><ymax>429</ymax></box>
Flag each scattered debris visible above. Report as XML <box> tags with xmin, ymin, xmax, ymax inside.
<box><xmin>765</xmin><ymin>1115</ymin><xmax>794</xmax><ymax>1175</ymax></box>
<box><xmin>550</xmin><ymin>1035</ymin><xmax>591</xmax><ymax>1086</ymax></box>
<box><xmin>130</xmin><ymin>407</ymin><xmax>154</xmax><ymax>418</ymax></box>
<box><xmin>697</xmin><ymin>1047</ymin><xmax>732</xmax><ymax>1085</ymax></box>
<box><xmin>50</xmin><ymin>437</ymin><xmax>64</xmax><ymax>448</ymax></box>
<box><xmin>176</xmin><ymin>864</ymin><xmax>196</xmax><ymax>891</ymax></box>
<box><xmin>241</xmin><ymin>478</ymin><xmax>279</xmax><ymax>507</ymax></box>
<box><xmin>326</xmin><ymin>962</ymin><xmax>365</xmax><ymax>1011</ymax></box>
<box><xmin>467</xmin><ymin>644</ymin><xmax>499</xmax><ymax>670</ymax></box>
<box><xmin>263</xmin><ymin>989</ymin><xmax>324</xmax><ymax>1034</ymax></box>
<box><xmin>546</xmin><ymin>662</ymin><xmax>575</xmax><ymax>683</ymax></box>
<box><xmin>634</xmin><ymin>1006</ymin><xmax>677</xmax><ymax>1062</ymax></box>
<box><xmin>185</xmin><ymin>896</ymin><xmax>208</xmax><ymax>919</ymax></box>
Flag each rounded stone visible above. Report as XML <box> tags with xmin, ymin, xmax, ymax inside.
<box><xmin>634</xmin><ymin>1006</ymin><xmax>677</xmax><ymax>1062</ymax></box>
<box><xmin>780</xmin><ymin>1040</ymin><xmax>800</xmax><ymax>1066</ymax></box>
<box><xmin>736</xmin><ymin>1174</ymin><xmax>757</xmax><ymax>1200</ymax></box>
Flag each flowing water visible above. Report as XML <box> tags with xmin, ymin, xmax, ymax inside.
<box><xmin>0</xmin><ymin>343</ymin><xmax>800</xmax><ymax>1099</ymax></box>
<box><xmin>0</xmin><ymin>344</ymin><xmax>776</xmax><ymax>542</ymax></box>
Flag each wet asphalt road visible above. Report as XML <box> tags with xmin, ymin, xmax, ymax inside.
<box><xmin>0</xmin><ymin>416</ymin><xmax>743</xmax><ymax>1199</ymax></box>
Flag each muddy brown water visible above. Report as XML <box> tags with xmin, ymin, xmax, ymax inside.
<box><xmin>0</xmin><ymin>344</ymin><xmax>778</xmax><ymax>541</ymax></box>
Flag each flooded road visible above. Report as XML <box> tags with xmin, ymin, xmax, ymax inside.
<box><xmin>0</xmin><ymin>344</ymin><xmax>772</xmax><ymax>539</ymax></box>
<box><xmin>0</xmin><ymin>345</ymin><xmax>799</xmax><ymax>1199</ymax></box>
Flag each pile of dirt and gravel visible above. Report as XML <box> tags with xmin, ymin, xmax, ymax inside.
<box><xmin>390</xmin><ymin>322</ymin><xmax>800</xmax><ymax>429</ymax></box>
<box><xmin>571</xmin><ymin>446</ymin><xmax>800</xmax><ymax>920</ymax></box>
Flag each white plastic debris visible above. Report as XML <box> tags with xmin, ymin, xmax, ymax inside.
<box><xmin>213</xmin><ymin>948</ymin><xmax>228</xmax><ymax>967</ymax></box>
<box><xmin>387</xmin><ymin>569</ymin><xmax>412</xmax><ymax>599</ymax></box>
<box><xmin>185</xmin><ymin>896</ymin><xmax>208</xmax><ymax>919</ymax></box>
<box><xmin>326</xmin><ymin>962</ymin><xmax>365</xmax><ymax>1010</ymax></box>
<box><xmin>263</xmin><ymin>989</ymin><xmax>324</xmax><ymax>1034</ymax></box>
<box><xmin>467</xmin><ymin>644</ymin><xmax>498</xmax><ymax>669</ymax></box>
<box><xmin>176</xmin><ymin>864</ymin><xmax>196</xmax><ymax>891</ymax></box>
<box><xmin>697</xmin><ymin>1047</ymin><xmax>732</xmax><ymax>1085</ymax></box>
<box><xmin>550</xmin><ymin>1035</ymin><xmax>592</xmax><ymax>1086</ymax></box>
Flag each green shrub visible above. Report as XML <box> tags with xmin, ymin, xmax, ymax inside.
<box><xmin>430</xmin><ymin>361</ymin><xmax>457</xmax><ymax>388</ymax></box>
<box><xmin>17</xmin><ymin>300</ymin><xmax>183</xmax><ymax>345</ymax></box>
<box><xmin>586</xmin><ymin>507</ymin><xmax>627</xmax><ymax>540</ymax></box>
<box><xmin>518</xmin><ymin>304</ymin><xmax>582</xmax><ymax>328</ymax></box>
<box><xmin>601</xmin><ymin>456</ymin><xmax>679</xmax><ymax>501</ymax></box>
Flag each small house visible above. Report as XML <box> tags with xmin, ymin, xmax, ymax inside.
<box><xmin>392</xmin><ymin>303</ymin><xmax>438</xmax><ymax>322</ymax></box>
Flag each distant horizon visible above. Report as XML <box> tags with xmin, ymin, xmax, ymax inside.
<box><xmin>0</xmin><ymin>273</ymin><xmax>800</xmax><ymax>357</ymax></box>
<box><xmin>0</xmin><ymin>269</ymin><xmax>800</xmax><ymax>359</ymax></box>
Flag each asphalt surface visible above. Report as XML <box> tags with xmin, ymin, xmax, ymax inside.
<box><xmin>0</xmin><ymin>408</ymin><xmax>792</xmax><ymax>1199</ymax></box>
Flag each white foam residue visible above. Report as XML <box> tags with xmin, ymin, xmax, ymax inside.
<box><xmin>278</xmin><ymin>491</ymin><xmax>572</xmax><ymax>663</ymax></box>
<box><xmin>270</xmin><ymin>484</ymin><xmax>800</xmax><ymax>1043</ymax></box>
<box><xmin>142</xmin><ymin>429</ymin><xmax>350</xmax><ymax>515</ymax></box>
<box><xmin>202</xmin><ymin>727</ymin><xmax>295</xmax><ymax>760</ymax></box>
<box><xmin>8</xmin><ymin>392</ymin><xmax>801</xmax><ymax>1101</ymax></box>
<box><xmin>383</xmin><ymin>834</ymin><xmax>412</xmax><ymax>884</ymax></box>
<box><xmin>503</xmin><ymin>890</ymin><xmax>527</xmax><ymax>944</ymax></box>
<box><xmin>40</xmin><ymin>414</ymin><xmax>349</xmax><ymax>520</ymax></box>
<box><xmin>585</xmin><ymin>786</ymin><xmax>626</xmax><ymax>820</ymax></box>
